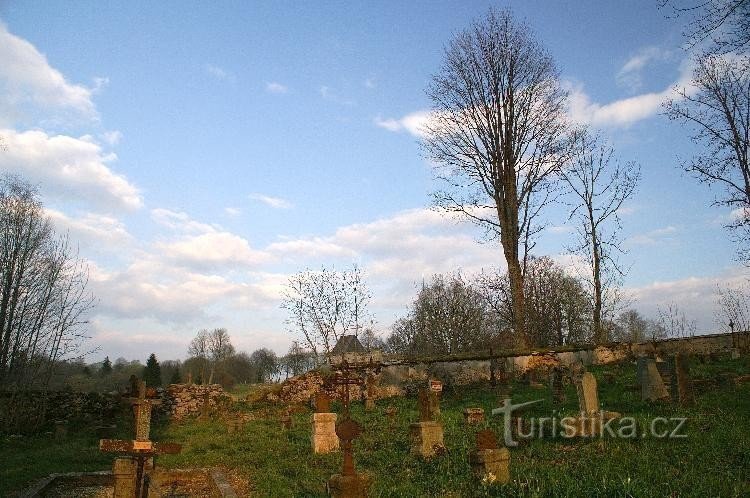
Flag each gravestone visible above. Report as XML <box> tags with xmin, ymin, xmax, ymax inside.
<box><xmin>463</xmin><ymin>408</ymin><xmax>485</xmax><ymax>425</ymax></box>
<box><xmin>312</xmin><ymin>392</ymin><xmax>339</xmax><ymax>454</ymax></box>
<box><xmin>641</xmin><ymin>358</ymin><xmax>670</xmax><ymax>401</ymax></box>
<box><xmin>409</xmin><ymin>388</ymin><xmax>445</xmax><ymax>458</ymax></box>
<box><xmin>656</xmin><ymin>359</ymin><xmax>676</xmax><ymax>401</ymax></box>
<box><xmin>576</xmin><ymin>372</ymin><xmax>599</xmax><ymax>415</ymax></box>
<box><xmin>569</xmin><ymin>372</ymin><xmax>620</xmax><ymax>437</ymax></box>
<box><xmin>674</xmin><ymin>352</ymin><xmax>694</xmax><ymax>406</ymax></box>
<box><xmin>469</xmin><ymin>429</ymin><xmax>510</xmax><ymax>484</ymax></box>
<box><xmin>112</xmin><ymin>457</ymin><xmax>138</xmax><ymax>498</ymax></box>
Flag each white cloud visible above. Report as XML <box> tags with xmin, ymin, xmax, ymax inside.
<box><xmin>566</xmin><ymin>58</ymin><xmax>695</xmax><ymax>128</ymax></box>
<box><xmin>374</xmin><ymin>110</ymin><xmax>432</xmax><ymax>138</ymax></box>
<box><xmin>249</xmin><ymin>193</ymin><xmax>293</xmax><ymax>209</ymax></box>
<box><xmin>91</xmin><ymin>257</ymin><xmax>250</xmax><ymax>322</ymax></box>
<box><xmin>0</xmin><ymin>22</ymin><xmax>97</xmax><ymax>124</ymax></box>
<box><xmin>205</xmin><ymin>64</ymin><xmax>234</xmax><ymax>82</ymax></box>
<box><xmin>319</xmin><ymin>85</ymin><xmax>355</xmax><ymax>106</ymax></box>
<box><xmin>157</xmin><ymin>231</ymin><xmax>272</xmax><ymax>269</ymax></box>
<box><xmin>44</xmin><ymin>208</ymin><xmax>132</xmax><ymax>246</ymax></box>
<box><xmin>150</xmin><ymin>208</ymin><xmax>217</xmax><ymax>234</ymax></box>
<box><xmin>627</xmin><ymin>225</ymin><xmax>678</xmax><ymax>246</ymax></box>
<box><xmin>364</xmin><ymin>78</ymin><xmax>376</xmax><ymax>89</ymax></box>
<box><xmin>625</xmin><ymin>266</ymin><xmax>750</xmax><ymax>332</ymax></box>
<box><xmin>224</xmin><ymin>207</ymin><xmax>242</xmax><ymax>217</ymax></box>
<box><xmin>616</xmin><ymin>46</ymin><xmax>672</xmax><ymax>92</ymax></box>
<box><xmin>0</xmin><ymin>128</ymin><xmax>142</xmax><ymax>210</ymax></box>
<box><xmin>100</xmin><ymin>130</ymin><xmax>122</xmax><ymax>145</ymax></box>
<box><xmin>265</xmin><ymin>82</ymin><xmax>288</xmax><ymax>94</ymax></box>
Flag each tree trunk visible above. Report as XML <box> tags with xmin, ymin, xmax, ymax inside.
<box><xmin>589</xmin><ymin>210</ymin><xmax>603</xmax><ymax>344</ymax></box>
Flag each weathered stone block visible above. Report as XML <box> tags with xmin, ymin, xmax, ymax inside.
<box><xmin>112</xmin><ymin>457</ymin><xmax>137</xmax><ymax>498</ymax></box>
<box><xmin>312</xmin><ymin>413</ymin><xmax>339</xmax><ymax>454</ymax></box>
<box><xmin>469</xmin><ymin>447</ymin><xmax>510</xmax><ymax>483</ymax></box>
<box><xmin>364</xmin><ymin>398</ymin><xmax>375</xmax><ymax>411</ymax></box>
<box><xmin>409</xmin><ymin>421</ymin><xmax>444</xmax><ymax>458</ymax></box>
<box><xmin>327</xmin><ymin>472</ymin><xmax>373</xmax><ymax>498</ymax></box>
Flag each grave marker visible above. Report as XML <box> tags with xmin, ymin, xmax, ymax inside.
<box><xmin>641</xmin><ymin>358</ymin><xmax>670</xmax><ymax>401</ymax></box>
<box><xmin>469</xmin><ymin>429</ymin><xmax>510</xmax><ymax>484</ymax></box>
<box><xmin>99</xmin><ymin>380</ymin><xmax>181</xmax><ymax>498</ymax></box>
<box><xmin>410</xmin><ymin>388</ymin><xmax>445</xmax><ymax>458</ymax></box>
<box><xmin>312</xmin><ymin>392</ymin><xmax>339</xmax><ymax>454</ymax></box>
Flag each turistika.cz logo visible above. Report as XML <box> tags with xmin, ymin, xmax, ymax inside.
<box><xmin>491</xmin><ymin>398</ymin><xmax>688</xmax><ymax>447</ymax></box>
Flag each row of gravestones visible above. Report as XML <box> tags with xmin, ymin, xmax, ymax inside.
<box><xmin>638</xmin><ymin>352</ymin><xmax>693</xmax><ymax>404</ymax></box>
<box><xmin>306</xmin><ymin>371</ymin><xmax>622</xmax><ymax>497</ymax></box>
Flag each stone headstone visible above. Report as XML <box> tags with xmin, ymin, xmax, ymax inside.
<box><xmin>418</xmin><ymin>388</ymin><xmax>440</xmax><ymax>422</ymax></box>
<box><xmin>674</xmin><ymin>352</ymin><xmax>694</xmax><ymax>406</ymax></box>
<box><xmin>311</xmin><ymin>412</ymin><xmax>339</xmax><ymax>454</ymax></box>
<box><xmin>384</xmin><ymin>405</ymin><xmax>397</xmax><ymax>427</ymax></box>
<box><xmin>112</xmin><ymin>457</ymin><xmax>137</xmax><ymax>498</ymax></box>
<box><xmin>641</xmin><ymin>358</ymin><xmax>670</xmax><ymax>401</ymax></box>
<box><xmin>656</xmin><ymin>359</ymin><xmax>676</xmax><ymax>400</ymax></box>
<box><xmin>469</xmin><ymin>430</ymin><xmax>510</xmax><ymax>484</ymax></box>
<box><xmin>409</xmin><ymin>421</ymin><xmax>444</xmax><ymax>458</ymax></box>
<box><xmin>575</xmin><ymin>372</ymin><xmax>599</xmax><ymax>415</ymax></box>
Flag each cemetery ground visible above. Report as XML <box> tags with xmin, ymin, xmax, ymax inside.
<box><xmin>2</xmin><ymin>356</ymin><xmax>749</xmax><ymax>497</ymax></box>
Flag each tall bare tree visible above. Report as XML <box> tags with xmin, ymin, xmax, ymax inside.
<box><xmin>281</xmin><ymin>264</ymin><xmax>373</xmax><ymax>359</ymax></box>
<box><xmin>563</xmin><ymin>134</ymin><xmax>640</xmax><ymax>343</ymax></box>
<box><xmin>0</xmin><ymin>175</ymin><xmax>94</xmax><ymax>391</ymax></box>
<box><xmin>421</xmin><ymin>8</ymin><xmax>576</xmax><ymax>346</ymax></box>
<box><xmin>664</xmin><ymin>53</ymin><xmax>750</xmax><ymax>260</ymax></box>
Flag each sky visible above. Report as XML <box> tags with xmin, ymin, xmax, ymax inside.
<box><xmin>0</xmin><ymin>0</ymin><xmax>746</xmax><ymax>363</ymax></box>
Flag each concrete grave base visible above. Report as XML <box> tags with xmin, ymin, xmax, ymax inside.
<box><xmin>327</xmin><ymin>472</ymin><xmax>373</xmax><ymax>498</ymax></box>
<box><xmin>409</xmin><ymin>421</ymin><xmax>445</xmax><ymax>458</ymax></box>
<box><xmin>469</xmin><ymin>448</ymin><xmax>510</xmax><ymax>484</ymax></box>
<box><xmin>21</xmin><ymin>468</ymin><xmax>238</xmax><ymax>497</ymax></box>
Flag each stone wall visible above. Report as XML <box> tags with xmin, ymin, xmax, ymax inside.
<box><xmin>0</xmin><ymin>383</ymin><xmax>233</xmax><ymax>433</ymax></box>
<box><xmin>165</xmin><ymin>383</ymin><xmax>231</xmax><ymax>420</ymax></box>
<box><xmin>376</xmin><ymin>331</ymin><xmax>749</xmax><ymax>389</ymax></box>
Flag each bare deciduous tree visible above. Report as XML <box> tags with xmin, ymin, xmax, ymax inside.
<box><xmin>281</xmin><ymin>264</ymin><xmax>374</xmax><ymax>359</ymax></box>
<box><xmin>563</xmin><ymin>134</ymin><xmax>640</xmax><ymax>343</ymax></box>
<box><xmin>716</xmin><ymin>282</ymin><xmax>750</xmax><ymax>331</ymax></box>
<box><xmin>0</xmin><ymin>175</ymin><xmax>94</xmax><ymax>391</ymax></box>
<box><xmin>661</xmin><ymin>0</ymin><xmax>750</xmax><ymax>54</ymax></box>
<box><xmin>665</xmin><ymin>54</ymin><xmax>750</xmax><ymax>259</ymax></box>
<box><xmin>421</xmin><ymin>8</ymin><xmax>576</xmax><ymax>346</ymax></box>
<box><xmin>188</xmin><ymin>328</ymin><xmax>234</xmax><ymax>384</ymax></box>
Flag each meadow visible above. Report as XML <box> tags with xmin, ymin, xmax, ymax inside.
<box><xmin>2</xmin><ymin>356</ymin><xmax>749</xmax><ymax>497</ymax></box>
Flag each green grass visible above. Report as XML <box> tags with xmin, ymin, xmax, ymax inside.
<box><xmin>2</xmin><ymin>356</ymin><xmax>749</xmax><ymax>497</ymax></box>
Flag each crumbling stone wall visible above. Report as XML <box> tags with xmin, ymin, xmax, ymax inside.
<box><xmin>0</xmin><ymin>390</ymin><xmax>121</xmax><ymax>434</ymax></box>
<box><xmin>164</xmin><ymin>383</ymin><xmax>231</xmax><ymax>420</ymax></box>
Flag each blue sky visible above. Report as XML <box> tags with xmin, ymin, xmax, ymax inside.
<box><xmin>0</xmin><ymin>1</ymin><xmax>746</xmax><ymax>362</ymax></box>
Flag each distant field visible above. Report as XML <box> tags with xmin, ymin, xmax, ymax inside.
<box><xmin>2</xmin><ymin>356</ymin><xmax>749</xmax><ymax>497</ymax></box>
